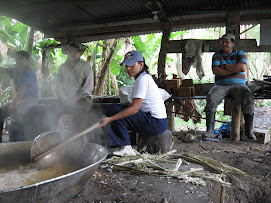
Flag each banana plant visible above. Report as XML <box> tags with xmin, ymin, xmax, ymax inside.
<box><xmin>0</xmin><ymin>16</ymin><xmax>28</xmax><ymax>51</ymax></box>
<box><xmin>131</xmin><ymin>31</ymin><xmax>187</xmax><ymax>74</ymax></box>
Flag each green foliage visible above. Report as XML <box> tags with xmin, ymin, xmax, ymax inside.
<box><xmin>0</xmin><ymin>16</ymin><xmax>30</xmax><ymax>101</ymax></box>
<box><xmin>33</xmin><ymin>38</ymin><xmax>66</xmax><ymax>76</ymax></box>
<box><xmin>193</xmin><ymin>77</ymin><xmax>213</xmax><ymax>84</ymax></box>
<box><xmin>110</xmin><ymin>60</ymin><xmax>120</xmax><ymax>75</ymax></box>
<box><xmin>116</xmin><ymin>67</ymin><xmax>134</xmax><ymax>87</ymax></box>
<box><xmin>0</xmin><ymin>16</ymin><xmax>28</xmax><ymax>49</ymax></box>
<box><xmin>169</xmin><ymin>31</ymin><xmax>187</xmax><ymax>40</ymax></box>
<box><xmin>109</xmin><ymin>39</ymin><xmax>124</xmax><ymax>77</ymax></box>
<box><xmin>0</xmin><ymin>60</ymin><xmax>15</xmax><ymax>67</ymax></box>
<box><xmin>130</xmin><ymin>32</ymin><xmax>186</xmax><ymax>75</ymax></box>
<box><xmin>133</xmin><ymin>36</ymin><xmax>146</xmax><ymax>53</ymax></box>
<box><xmin>115</xmin><ymin>31</ymin><xmax>187</xmax><ymax>87</ymax></box>
<box><xmin>174</xmin><ymin>99</ymin><xmax>230</xmax><ymax>131</ymax></box>
<box><xmin>34</xmin><ymin>38</ymin><xmax>61</xmax><ymax>50</ymax></box>
<box><xmin>0</xmin><ymin>87</ymin><xmax>11</xmax><ymax>105</ymax></box>
<box><xmin>255</xmin><ymin>100</ymin><xmax>271</xmax><ymax>107</ymax></box>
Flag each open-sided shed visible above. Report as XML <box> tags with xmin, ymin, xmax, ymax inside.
<box><xmin>0</xmin><ymin>0</ymin><xmax>271</xmax><ymax>42</ymax></box>
<box><xmin>1</xmin><ymin>2</ymin><xmax>271</xmax><ymax>203</ymax></box>
<box><xmin>1</xmin><ymin>0</ymin><xmax>271</xmax><ymax>85</ymax></box>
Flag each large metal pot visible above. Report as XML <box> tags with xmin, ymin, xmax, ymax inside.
<box><xmin>0</xmin><ymin>141</ymin><xmax>108</xmax><ymax>203</ymax></box>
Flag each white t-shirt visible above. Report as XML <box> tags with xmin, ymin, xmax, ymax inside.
<box><xmin>131</xmin><ymin>72</ymin><xmax>167</xmax><ymax>119</ymax></box>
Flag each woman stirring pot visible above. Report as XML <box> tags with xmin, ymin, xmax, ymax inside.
<box><xmin>99</xmin><ymin>51</ymin><xmax>168</xmax><ymax>156</ymax></box>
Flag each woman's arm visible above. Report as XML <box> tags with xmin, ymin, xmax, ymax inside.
<box><xmin>99</xmin><ymin>98</ymin><xmax>143</xmax><ymax>127</ymax></box>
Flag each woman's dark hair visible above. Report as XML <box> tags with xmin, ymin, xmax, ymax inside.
<box><xmin>135</xmin><ymin>58</ymin><xmax>149</xmax><ymax>79</ymax></box>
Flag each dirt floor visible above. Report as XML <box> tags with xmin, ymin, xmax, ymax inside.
<box><xmin>1</xmin><ymin>107</ymin><xmax>271</xmax><ymax>203</ymax></box>
<box><xmin>66</xmin><ymin>107</ymin><xmax>271</xmax><ymax>203</ymax></box>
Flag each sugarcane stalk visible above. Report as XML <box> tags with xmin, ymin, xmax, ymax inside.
<box><xmin>102</xmin><ymin>150</ymin><xmax>250</xmax><ymax>187</ymax></box>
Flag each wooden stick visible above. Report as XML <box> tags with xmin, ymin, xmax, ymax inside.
<box><xmin>34</xmin><ymin>122</ymin><xmax>100</xmax><ymax>162</ymax></box>
<box><xmin>220</xmin><ymin>177</ymin><xmax>225</xmax><ymax>203</ymax></box>
<box><xmin>231</xmin><ymin>103</ymin><xmax>241</xmax><ymax>141</ymax></box>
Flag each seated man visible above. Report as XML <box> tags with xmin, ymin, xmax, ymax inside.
<box><xmin>0</xmin><ymin>50</ymin><xmax>39</xmax><ymax>142</ymax></box>
<box><xmin>55</xmin><ymin>41</ymin><xmax>94</xmax><ymax>135</ymax></box>
<box><xmin>203</xmin><ymin>33</ymin><xmax>256</xmax><ymax>141</ymax></box>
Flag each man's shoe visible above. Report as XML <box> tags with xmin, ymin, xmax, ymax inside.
<box><xmin>112</xmin><ymin>145</ymin><xmax>136</xmax><ymax>156</ymax></box>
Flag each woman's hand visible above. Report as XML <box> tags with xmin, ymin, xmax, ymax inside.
<box><xmin>99</xmin><ymin>117</ymin><xmax>113</xmax><ymax>128</ymax></box>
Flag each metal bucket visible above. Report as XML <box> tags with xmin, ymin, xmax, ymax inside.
<box><xmin>0</xmin><ymin>141</ymin><xmax>108</xmax><ymax>203</ymax></box>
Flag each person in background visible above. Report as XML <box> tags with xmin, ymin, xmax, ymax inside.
<box><xmin>99</xmin><ymin>50</ymin><xmax>168</xmax><ymax>156</ymax></box>
<box><xmin>55</xmin><ymin>41</ymin><xmax>94</xmax><ymax>134</ymax></box>
<box><xmin>0</xmin><ymin>50</ymin><xmax>39</xmax><ymax>142</ymax></box>
<box><xmin>203</xmin><ymin>33</ymin><xmax>256</xmax><ymax>141</ymax></box>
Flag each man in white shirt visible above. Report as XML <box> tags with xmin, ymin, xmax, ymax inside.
<box><xmin>55</xmin><ymin>41</ymin><xmax>94</xmax><ymax>134</ymax></box>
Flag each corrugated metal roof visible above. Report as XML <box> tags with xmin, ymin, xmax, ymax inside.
<box><xmin>0</xmin><ymin>0</ymin><xmax>270</xmax><ymax>42</ymax></box>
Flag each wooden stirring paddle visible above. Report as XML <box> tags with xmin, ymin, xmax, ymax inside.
<box><xmin>33</xmin><ymin>122</ymin><xmax>100</xmax><ymax>162</ymax></box>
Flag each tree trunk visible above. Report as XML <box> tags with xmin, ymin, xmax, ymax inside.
<box><xmin>107</xmin><ymin>66</ymin><xmax>111</xmax><ymax>95</ymax></box>
<box><xmin>94</xmin><ymin>39</ymin><xmax>118</xmax><ymax>95</ymax></box>
<box><xmin>93</xmin><ymin>41</ymin><xmax>107</xmax><ymax>94</ymax></box>
<box><xmin>90</xmin><ymin>42</ymin><xmax>98</xmax><ymax>89</ymax></box>
<box><xmin>41</xmin><ymin>50</ymin><xmax>48</xmax><ymax>79</ymax></box>
<box><xmin>36</xmin><ymin>51</ymin><xmax>43</xmax><ymax>96</ymax></box>
<box><xmin>110</xmin><ymin>72</ymin><xmax>119</xmax><ymax>95</ymax></box>
<box><xmin>24</xmin><ymin>27</ymin><xmax>34</xmax><ymax>56</ymax></box>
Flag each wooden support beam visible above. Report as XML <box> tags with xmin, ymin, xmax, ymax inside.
<box><xmin>44</xmin><ymin>9</ymin><xmax>271</xmax><ymax>38</ymax></box>
<box><xmin>226</xmin><ymin>11</ymin><xmax>241</xmax><ymax>38</ymax></box>
<box><xmin>163</xmin><ymin>39</ymin><xmax>271</xmax><ymax>53</ymax></box>
<box><xmin>43</xmin><ymin>12</ymin><xmax>271</xmax><ymax>43</ymax></box>
<box><xmin>158</xmin><ymin>28</ymin><xmax>171</xmax><ymax>88</ymax></box>
<box><xmin>166</xmin><ymin>100</ymin><xmax>175</xmax><ymax>132</ymax></box>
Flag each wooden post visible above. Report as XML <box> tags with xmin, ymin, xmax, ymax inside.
<box><xmin>166</xmin><ymin>99</ymin><xmax>175</xmax><ymax>132</ymax></box>
<box><xmin>158</xmin><ymin>28</ymin><xmax>171</xmax><ymax>88</ymax></box>
<box><xmin>226</xmin><ymin>11</ymin><xmax>240</xmax><ymax>39</ymax></box>
<box><xmin>231</xmin><ymin>102</ymin><xmax>241</xmax><ymax>141</ymax></box>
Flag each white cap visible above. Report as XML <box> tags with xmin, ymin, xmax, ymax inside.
<box><xmin>221</xmin><ymin>33</ymin><xmax>236</xmax><ymax>41</ymax></box>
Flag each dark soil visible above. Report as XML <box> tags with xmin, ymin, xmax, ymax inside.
<box><xmin>67</xmin><ymin>107</ymin><xmax>271</xmax><ymax>203</ymax></box>
<box><xmin>1</xmin><ymin>107</ymin><xmax>270</xmax><ymax>203</ymax></box>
